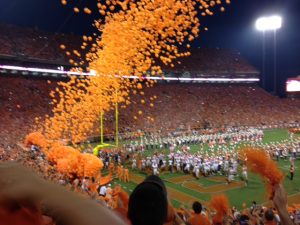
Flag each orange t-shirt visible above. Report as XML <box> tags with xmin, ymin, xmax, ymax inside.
<box><xmin>188</xmin><ymin>214</ymin><xmax>211</xmax><ymax>225</ymax></box>
<box><xmin>265</xmin><ymin>221</ymin><xmax>276</xmax><ymax>225</ymax></box>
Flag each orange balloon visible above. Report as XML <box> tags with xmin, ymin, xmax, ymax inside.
<box><xmin>84</xmin><ymin>7</ymin><xmax>92</xmax><ymax>14</ymax></box>
<box><xmin>137</xmin><ymin>83</ymin><xmax>142</xmax><ymax>89</ymax></box>
<box><xmin>73</xmin><ymin>7</ymin><xmax>80</xmax><ymax>13</ymax></box>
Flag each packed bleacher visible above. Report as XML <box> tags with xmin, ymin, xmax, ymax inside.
<box><xmin>1</xmin><ymin>75</ymin><xmax>300</xmax><ymax>148</ymax></box>
<box><xmin>115</xmin><ymin>83</ymin><xmax>300</xmax><ymax>137</ymax></box>
<box><xmin>0</xmin><ymin>23</ymin><xmax>81</xmax><ymax>63</ymax></box>
<box><xmin>0</xmin><ymin>24</ymin><xmax>260</xmax><ymax>79</ymax></box>
<box><xmin>0</xmin><ymin>76</ymin><xmax>55</xmax><ymax>150</ymax></box>
<box><xmin>162</xmin><ymin>48</ymin><xmax>259</xmax><ymax>77</ymax></box>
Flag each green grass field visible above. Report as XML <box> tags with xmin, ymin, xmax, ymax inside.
<box><xmin>106</xmin><ymin>128</ymin><xmax>300</xmax><ymax>209</ymax></box>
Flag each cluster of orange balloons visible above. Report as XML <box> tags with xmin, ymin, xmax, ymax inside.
<box><xmin>24</xmin><ymin>132</ymin><xmax>47</xmax><ymax>149</ymax></box>
<box><xmin>38</xmin><ymin>0</ymin><xmax>229</xmax><ymax>146</ymax></box>
<box><xmin>24</xmin><ymin>132</ymin><xmax>104</xmax><ymax>178</ymax></box>
<box><xmin>48</xmin><ymin>144</ymin><xmax>104</xmax><ymax>178</ymax></box>
<box><xmin>25</xmin><ymin>0</ymin><xmax>230</xmax><ymax>150</ymax></box>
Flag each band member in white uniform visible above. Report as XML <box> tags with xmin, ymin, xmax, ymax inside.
<box><xmin>227</xmin><ymin>167</ymin><xmax>235</xmax><ymax>184</ymax></box>
<box><xmin>194</xmin><ymin>163</ymin><xmax>200</xmax><ymax>179</ymax></box>
<box><xmin>242</xmin><ymin>165</ymin><xmax>248</xmax><ymax>186</ymax></box>
<box><xmin>152</xmin><ymin>162</ymin><xmax>159</xmax><ymax>175</ymax></box>
<box><xmin>132</xmin><ymin>158</ymin><xmax>137</xmax><ymax>170</ymax></box>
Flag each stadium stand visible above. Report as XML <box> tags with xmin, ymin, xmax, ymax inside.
<box><xmin>1</xmin><ymin>75</ymin><xmax>300</xmax><ymax>148</ymax></box>
<box><xmin>0</xmin><ymin>24</ymin><xmax>259</xmax><ymax>79</ymax></box>
<box><xmin>0</xmin><ymin>23</ymin><xmax>81</xmax><ymax>65</ymax></box>
<box><xmin>0</xmin><ymin>76</ymin><xmax>55</xmax><ymax>149</ymax></box>
<box><xmin>115</xmin><ymin>83</ymin><xmax>300</xmax><ymax>135</ymax></box>
<box><xmin>162</xmin><ymin>48</ymin><xmax>259</xmax><ymax>79</ymax></box>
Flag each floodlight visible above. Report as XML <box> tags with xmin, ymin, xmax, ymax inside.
<box><xmin>256</xmin><ymin>15</ymin><xmax>282</xmax><ymax>31</ymax></box>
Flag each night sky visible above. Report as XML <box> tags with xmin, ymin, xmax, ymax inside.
<box><xmin>1</xmin><ymin>0</ymin><xmax>300</xmax><ymax>95</ymax></box>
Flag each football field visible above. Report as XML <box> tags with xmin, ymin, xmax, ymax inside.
<box><xmin>108</xmin><ymin>128</ymin><xmax>300</xmax><ymax>209</ymax></box>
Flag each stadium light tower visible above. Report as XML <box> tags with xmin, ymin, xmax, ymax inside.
<box><xmin>255</xmin><ymin>15</ymin><xmax>282</xmax><ymax>94</ymax></box>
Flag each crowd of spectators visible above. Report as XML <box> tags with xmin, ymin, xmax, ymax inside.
<box><xmin>0</xmin><ymin>23</ymin><xmax>81</xmax><ymax>62</ymax></box>
<box><xmin>116</xmin><ymin>83</ymin><xmax>300</xmax><ymax>137</ymax></box>
<box><xmin>162</xmin><ymin>48</ymin><xmax>259</xmax><ymax>77</ymax></box>
<box><xmin>0</xmin><ymin>24</ymin><xmax>259</xmax><ymax>78</ymax></box>
<box><xmin>1</xmin><ymin>75</ymin><xmax>300</xmax><ymax>149</ymax></box>
<box><xmin>0</xmin><ymin>76</ymin><xmax>55</xmax><ymax>150</ymax></box>
<box><xmin>0</xmin><ymin>155</ymin><xmax>298</xmax><ymax>225</ymax></box>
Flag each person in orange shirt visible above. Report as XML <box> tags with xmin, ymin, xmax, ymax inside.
<box><xmin>109</xmin><ymin>162</ymin><xmax>115</xmax><ymax>175</ymax></box>
<box><xmin>89</xmin><ymin>178</ymin><xmax>99</xmax><ymax>196</ymax></box>
<box><xmin>119</xmin><ymin>166</ymin><xmax>125</xmax><ymax>182</ymax></box>
<box><xmin>123</xmin><ymin>168</ymin><xmax>129</xmax><ymax>182</ymax></box>
<box><xmin>138</xmin><ymin>159</ymin><xmax>142</xmax><ymax>170</ymax></box>
<box><xmin>117</xmin><ymin>165</ymin><xmax>122</xmax><ymax>180</ymax></box>
<box><xmin>187</xmin><ymin>201</ymin><xmax>211</xmax><ymax>225</ymax></box>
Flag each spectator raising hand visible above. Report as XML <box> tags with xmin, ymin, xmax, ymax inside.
<box><xmin>272</xmin><ymin>184</ymin><xmax>294</xmax><ymax>225</ymax></box>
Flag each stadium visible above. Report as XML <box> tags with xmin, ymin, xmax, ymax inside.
<box><xmin>1</xmin><ymin>1</ymin><xmax>300</xmax><ymax>225</ymax></box>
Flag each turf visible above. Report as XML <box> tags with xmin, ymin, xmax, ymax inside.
<box><xmin>102</xmin><ymin>128</ymin><xmax>300</xmax><ymax>209</ymax></box>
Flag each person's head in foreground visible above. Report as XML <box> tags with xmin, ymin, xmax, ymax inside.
<box><xmin>192</xmin><ymin>201</ymin><xmax>203</xmax><ymax>214</ymax></box>
<box><xmin>128</xmin><ymin>175</ymin><xmax>168</xmax><ymax>225</ymax></box>
<box><xmin>239</xmin><ymin>214</ymin><xmax>249</xmax><ymax>225</ymax></box>
<box><xmin>264</xmin><ymin>208</ymin><xmax>274</xmax><ymax>223</ymax></box>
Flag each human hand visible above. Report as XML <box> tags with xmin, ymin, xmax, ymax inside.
<box><xmin>272</xmin><ymin>184</ymin><xmax>294</xmax><ymax>225</ymax></box>
<box><xmin>272</xmin><ymin>184</ymin><xmax>287</xmax><ymax>211</ymax></box>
